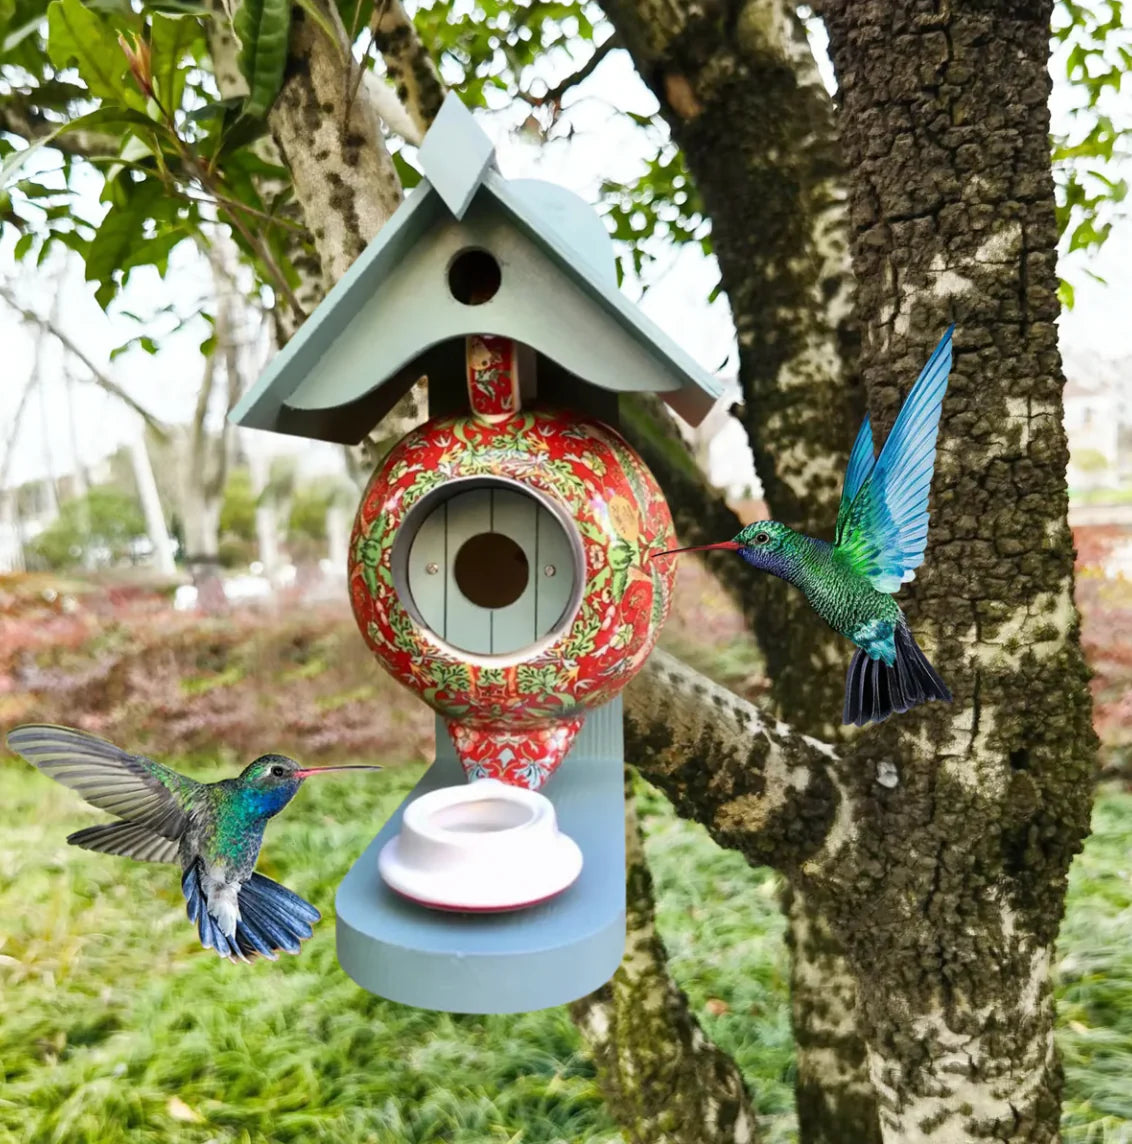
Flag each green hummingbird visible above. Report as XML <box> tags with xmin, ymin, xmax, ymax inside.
<box><xmin>656</xmin><ymin>326</ymin><xmax>955</xmax><ymax>726</ymax></box>
<box><xmin>5</xmin><ymin>725</ymin><xmax>381</xmax><ymax>962</ymax></box>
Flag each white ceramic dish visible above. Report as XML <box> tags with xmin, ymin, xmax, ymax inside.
<box><xmin>377</xmin><ymin>779</ymin><xmax>583</xmax><ymax>911</ymax></box>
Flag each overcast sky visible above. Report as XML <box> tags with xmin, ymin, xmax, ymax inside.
<box><xmin>0</xmin><ymin>20</ymin><xmax>1128</xmax><ymax>492</ymax></box>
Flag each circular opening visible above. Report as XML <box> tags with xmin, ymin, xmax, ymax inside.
<box><xmin>453</xmin><ymin>532</ymin><xmax>529</xmax><ymax>608</ymax></box>
<box><xmin>448</xmin><ymin>249</ymin><xmax>501</xmax><ymax>305</ymax></box>
<box><xmin>430</xmin><ymin>798</ymin><xmax>535</xmax><ymax>834</ymax></box>
<box><xmin>391</xmin><ymin>475</ymin><xmax>587</xmax><ymax>664</ymax></box>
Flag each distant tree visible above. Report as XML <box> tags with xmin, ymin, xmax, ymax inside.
<box><xmin>287</xmin><ymin>475</ymin><xmax>354</xmax><ymax>560</ymax></box>
<box><xmin>1073</xmin><ymin>447</ymin><xmax>1111</xmax><ymax>473</ymax></box>
<box><xmin>28</xmin><ymin>486</ymin><xmax>146</xmax><ymax>569</ymax></box>
<box><xmin>218</xmin><ymin>467</ymin><xmax>257</xmax><ymax>543</ymax></box>
<box><xmin>287</xmin><ymin>485</ymin><xmax>329</xmax><ymax>547</ymax></box>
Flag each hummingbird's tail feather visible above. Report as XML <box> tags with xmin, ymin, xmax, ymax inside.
<box><xmin>843</xmin><ymin>625</ymin><xmax>951</xmax><ymax>726</ymax></box>
<box><xmin>236</xmin><ymin>872</ymin><xmax>321</xmax><ymax>958</ymax></box>
<box><xmin>182</xmin><ymin>863</ymin><xmax>248</xmax><ymax>962</ymax></box>
<box><xmin>182</xmin><ymin>863</ymin><xmax>320</xmax><ymax>963</ymax></box>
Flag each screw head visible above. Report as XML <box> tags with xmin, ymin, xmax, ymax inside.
<box><xmin>543</xmin><ymin>564</ymin><xmax>556</xmax><ymax>577</ymax></box>
<box><xmin>425</xmin><ymin>562</ymin><xmax>440</xmax><ymax>575</ymax></box>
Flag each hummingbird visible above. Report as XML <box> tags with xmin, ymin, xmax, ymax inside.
<box><xmin>5</xmin><ymin>724</ymin><xmax>381</xmax><ymax>962</ymax></box>
<box><xmin>656</xmin><ymin>326</ymin><xmax>956</xmax><ymax>727</ymax></box>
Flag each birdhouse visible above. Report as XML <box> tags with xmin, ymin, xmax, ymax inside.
<box><xmin>231</xmin><ymin>92</ymin><xmax>722</xmax><ymax>1014</ymax></box>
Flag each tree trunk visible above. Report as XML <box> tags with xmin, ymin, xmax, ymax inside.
<box><xmin>181</xmin><ymin>483</ymin><xmax>225</xmax><ymax>610</ymax></box>
<box><xmin>569</xmin><ymin>768</ymin><xmax>757</xmax><ymax>1144</ymax></box>
<box><xmin>127</xmin><ymin>434</ymin><xmax>176</xmax><ymax>577</ymax></box>
<box><xmin>604</xmin><ymin>0</ymin><xmax>882</xmax><ymax>1133</ymax></box>
<box><xmin>182</xmin><ymin>238</ymin><xmax>244</xmax><ymax>611</ymax></box>
<box><xmin>203</xmin><ymin>0</ymin><xmax>324</xmax><ymax>340</ymax></box>
<box><xmin>810</xmin><ymin>2</ymin><xmax>1097</xmax><ymax>1138</ymax></box>
<box><xmin>239</xmin><ymin>446</ymin><xmax>278</xmax><ymax>582</ymax></box>
<box><xmin>782</xmin><ymin>882</ymin><xmax>878</xmax><ymax>1144</ymax></box>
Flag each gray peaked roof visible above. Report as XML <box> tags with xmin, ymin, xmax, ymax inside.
<box><xmin>230</xmin><ymin>93</ymin><xmax>724</xmax><ymax>443</ymax></box>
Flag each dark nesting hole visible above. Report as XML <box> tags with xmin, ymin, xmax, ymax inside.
<box><xmin>448</xmin><ymin>249</ymin><xmax>501</xmax><ymax>305</ymax></box>
<box><xmin>453</xmin><ymin>532</ymin><xmax>528</xmax><ymax>608</ymax></box>
<box><xmin>1009</xmin><ymin>749</ymin><xmax>1030</xmax><ymax>771</ymax></box>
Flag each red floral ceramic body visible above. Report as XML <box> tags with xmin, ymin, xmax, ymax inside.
<box><xmin>348</xmin><ymin>406</ymin><xmax>676</xmax><ymax>789</ymax></box>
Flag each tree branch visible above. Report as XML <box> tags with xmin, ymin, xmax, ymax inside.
<box><xmin>623</xmin><ymin>650</ymin><xmax>852</xmax><ymax>879</ymax></box>
<box><xmin>522</xmin><ymin>35</ymin><xmax>621</xmax><ymax>108</ymax></box>
<box><xmin>570</xmin><ymin>766</ymin><xmax>759</xmax><ymax>1144</ymax></box>
<box><xmin>0</xmin><ymin>90</ymin><xmax>118</xmax><ymax>158</ymax></box>
<box><xmin>370</xmin><ymin>0</ymin><xmax>445</xmax><ymax>142</ymax></box>
<box><xmin>0</xmin><ymin>286</ymin><xmax>167</xmax><ymax>436</ymax></box>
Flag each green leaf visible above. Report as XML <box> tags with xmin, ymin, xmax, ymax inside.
<box><xmin>1058</xmin><ymin>278</ymin><xmax>1075</xmax><ymax>310</ymax></box>
<box><xmin>140</xmin><ymin>0</ymin><xmax>206</xmax><ymax>11</ymax></box>
<box><xmin>46</xmin><ymin>0</ymin><xmax>131</xmax><ymax>101</ymax></box>
<box><xmin>232</xmin><ymin>0</ymin><xmax>291</xmax><ymax>118</ymax></box>
<box><xmin>0</xmin><ymin>0</ymin><xmax>14</xmax><ymax>38</ymax></box>
<box><xmin>335</xmin><ymin>0</ymin><xmax>372</xmax><ymax>40</ymax></box>
<box><xmin>3</xmin><ymin>13</ymin><xmax>46</xmax><ymax>53</ymax></box>
<box><xmin>12</xmin><ymin>230</ymin><xmax>35</xmax><ymax>260</ymax></box>
<box><xmin>0</xmin><ymin>106</ymin><xmax>169</xmax><ymax>193</ymax></box>
<box><xmin>391</xmin><ymin>149</ymin><xmax>421</xmax><ymax>190</ymax></box>
<box><xmin>110</xmin><ymin>333</ymin><xmax>160</xmax><ymax>360</ymax></box>
<box><xmin>85</xmin><ymin>178</ymin><xmax>168</xmax><ymax>308</ymax></box>
<box><xmin>149</xmin><ymin>12</ymin><xmax>199</xmax><ymax>113</ymax></box>
<box><xmin>185</xmin><ymin>96</ymin><xmax>245</xmax><ymax>124</ymax></box>
<box><xmin>0</xmin><ymin>138</ymin><xmax>50</xmax><ymax>190</ymax></box>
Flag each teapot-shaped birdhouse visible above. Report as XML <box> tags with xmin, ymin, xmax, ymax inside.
<box><xmin>351</xmin><ymin>379</ymin><xmax>677</xmax><ymax>791</ymax></box>
<box><xmin>231</xmin><ymin>93</ymin><xmax>722</xmax><ymax>1014</ymax></box>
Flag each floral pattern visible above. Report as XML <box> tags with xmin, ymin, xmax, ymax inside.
<box><xmin>348</xmin><ymin>408</ymin><xmax>676</xmax><ymax>789</ymax></box>
<box><xmin>466</xmin><ymin>335</ymin><xmax>519</xmax><ymax>421</ymax></box>
<box><xmin>449</xmin><ymin>719</ymin><xmax>586</xmax><ymax>788</ymax></box>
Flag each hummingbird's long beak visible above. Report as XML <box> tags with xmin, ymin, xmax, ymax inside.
<box><xmin>294</xmin><ymin>764</ymin><xmax>383</xmax><ymax>779</ymax></box>
<box><xmin>651</xmin><ymin>541</ymin><xmax>742</xmax><ymax>559</ymax></box>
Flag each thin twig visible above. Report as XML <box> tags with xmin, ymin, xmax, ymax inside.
<box><xmin>145</xmin><ymin>84</ymin><xmax>308</xmax><ymax>320</ymax></box>
<box><xmin>0</xmin><ymin>286</ymin><xmax>168</xmax><ymax>437</ymax></box>
<box><xmin>521</xmin><ymin>34</ymin><xmax>621</xmax><ymax>108</ymax></box>
<box><xmin>0</xmin><ymin>374</ymin><xmax>38</xmax><ymax>492</ymax></box>
<box><xmin>344</xmin><ymin>7</ymin><xmax>384</xmax><ymax>129</ymax></box>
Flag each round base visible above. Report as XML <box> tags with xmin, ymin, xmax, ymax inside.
<box><xmin>377</xmin><ymin>780</ymin><xmax>583</xmax><ymax>912</ymax></box>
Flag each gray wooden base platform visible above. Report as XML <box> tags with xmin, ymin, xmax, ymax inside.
<box><xmin>335</xmin><ymin>700</ymin><xmax>626</xmax><ymax>1013</ymax></box>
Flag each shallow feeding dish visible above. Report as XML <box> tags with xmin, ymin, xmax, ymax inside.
<box><xmin>377</xmin><ymin>779</ymin><xmax>583</xmax><ymax>911</ymax></box>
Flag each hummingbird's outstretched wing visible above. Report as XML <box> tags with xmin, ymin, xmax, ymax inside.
<box><xmin>6</xmin><ymin>724</ymin><xmax>197</xmax><ymax>839</ymax></box>
<box><xmin>836</xmin><ymin>412</ymin><xmax>876</xmax><ymax>540</ymax></box>
<box><xmin>833</xmin><ymin>326</ymin><xmax>954</xmax><ymax>593</ymax></box>
<box><xmin>67</xmin><ymin>820</ymin><xmax>182</xmax><ymax>863</ymax></box>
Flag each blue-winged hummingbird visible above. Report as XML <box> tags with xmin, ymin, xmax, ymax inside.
<box><xmin>6</xmin><ymin>724</ymin><xmax>380</xmax><ymax>962</ymax></box>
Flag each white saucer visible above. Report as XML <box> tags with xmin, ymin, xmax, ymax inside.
<box><xmin>377</xmin><ymin>780</ymin><xmax>583</xmax><ymax>912</ymax></box>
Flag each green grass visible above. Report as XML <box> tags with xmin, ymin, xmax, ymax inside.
<box><xmin>1058</xmin><ymin>794</ymin><xmax>1132</xmax><ymax>1142</ymax></box>
<box><xmin>1</xmin><ymin>762</ymin><xmax>1130</xmax><ymax>1144</ymax></box>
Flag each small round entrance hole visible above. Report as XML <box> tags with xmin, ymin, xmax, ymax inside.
<box><xmin>431</xmin><ymin>799</ymin><xmax>534</xmax><ymax>834</ymax></box>
<box><xmin>448</xmin><ymin>249</ymin><xmax>501</xmax><ymax>305</ymax></box>
<box><xmin>453</xmin><ymin>532</ymin><xmax>528</xmax><ymax>608</ymax></box>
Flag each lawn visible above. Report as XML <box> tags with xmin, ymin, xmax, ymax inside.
<box><xmin>1</xmin><ymin>755</ymin><xmax>1130</xmax><ymax>1144</ymax></box>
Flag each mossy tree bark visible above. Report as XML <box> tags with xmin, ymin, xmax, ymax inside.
<box><xmin>569</xmin><ymin>768</ymin><xmax>757</xmax><ymax>1144</ymax></box>
<box><xmin>805</xmin><ymin>1</ymin><xmax>1097</xmax><ymax>1138</ymax></box>
<box><xmin>604</xmin><ymin>1</ymin><xmax>881</xmax><ymax>1136</ymax></box>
